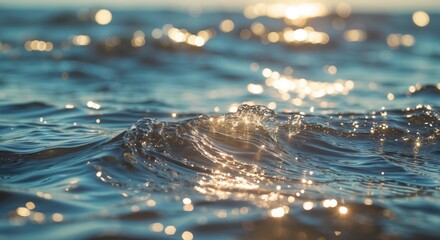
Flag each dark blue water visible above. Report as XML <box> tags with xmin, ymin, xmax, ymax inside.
<box><xmin>0</xmin><ymin>5</ymin><xmax>439</xmax><ymax>240</ymax></box>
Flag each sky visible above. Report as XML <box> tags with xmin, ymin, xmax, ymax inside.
<box><xmin>0</xmin><ymin>0</ymin><xmax>439</xmax><ymax>12</ymax></box>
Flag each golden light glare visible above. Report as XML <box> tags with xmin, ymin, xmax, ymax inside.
<box><xmin>25</xmin><ymin>202</ymin><xmax>36</xmax><ymax>210</ymax></box>
<box><xmin>293</xmin><ymin>29</ymin><xmax>307</xmax><ymax>41</ymax></box>
<box><xmin>182</xmin><ymin>231</ymin><xmax>194</xmax><ymax>240</ymax></box>
<box><xmin>262</xmin><ymin>68</ymin><xmax>272</xmax><ymax>78</ymax></box>
<box><xmin>72</xmin><ymin>35</ymin><xmax>91</xmax><ymax>46</ymax></box>
<box><xmin>219</xmin><ymin>19</ymin><xmax>235</xmax><ymax>33</ymax></box>
<box><xmin>182</xmin><ymin>198</ymin><xmax>192</xmax><ymax>205</ymax></box>
<box><xmin>151</xmin><ymin>223</ymin><xmax>164</xmax><ymax>232</ymax></box>
<box><xmin>401</xmin><ymin>34</ymin><xmax>415</xmax><ymax>47</ymax></box>
<box><xmin>269</xmin><ymin>206</ymin><xmax>288</xmax><ymax>218</ymax></box>
<box><xmin>131</xmin><ymin>30</ymin><xmax>145</xmax><ymax>47</ymax></box>
<box><xmin>16</xmin><ymin>207</ymin><xmax>31</xmax><ymax>217</ymax></box>
<box><xmin>146</xmin><ymin>199</ymin><xmax>156</xmax><ymax>207</ymax></box>
<box><xmin>322</xmin><ymin>199</ymin><xmax>338</xmax><ymax>208</ymax></box>
<box><xmin>344</xmin><ymin>29</ymin><xmax>366</xmax><ymax>42</ymax></box>
<box><xmin>262</xmin><ymin>67</ymin><xmax>354</xmax><ymax>100</ymax></box>
<box><xmin>24</xmin><ymin>40</ymin><xmax>53</xmax><ymax>52</ymax></box>
<box><xmin>194</xmin><ymin>172</ymin><xmax>263</xmax><ymax>204</ymax></box>
<box><xmin>86</xmin><ymin>101</ymin><xmax>101</xmax><ymax>110</ymax></box>
<box><xmin>183</xmin><ymin>204</ymin><xmax>194</xmax><ymax>212</ymax></box>
<box><xmin>168</xmin><ymin>28</ymin><xmax>186</xmax><ymax>43</ymax></box>
<box><xmin>164</xmin><ymin>226</ymin><xmax>176</xmax><ymax>235</ymax></box>
<box><xmin>95</xmin><ymin>9</ymin><xmax>112</xmax><ymax>25</ymax></box>
<box><xmin>412</xmin><ymin>11</ymin><xmax>430</xmax><ymax>27</ymax></box>
<box><xmin>267</xmin><ymin>32</ymin><xmax>280</xmax><ymax>43</ymax></box>
<box><xmin>32</xmin><ymin>212</ymin><xmax>45</xmax><ymax>223</ymax></box>
<box><xmin>282</xmin><ymin>27</ymin><xmax>329</xmax><ymax>45</ymax></box>
<box><xmin>162</xmin><ymin>25</ymin><xmax>212</xmax><ymax>48</ymax></box>
<box><xmin>327</xmin><ymin>65</ymin><xmax>337</xmax><ymax>75</ymax></box>
<box><xmin>228</xmin><ymin>103</ymin><xmax>240</xmax><ymax>113</ymax></box>
<box><xmin>52</xmin><ymin>213</ymin><xmax>64</xmax><ymax>222</ymax></box>
<box><xmin>339</xmin><ymin>206</ymin><xmax>348</xmax><ymax>214</ymax></box>
<box><xmin>387</xmin><ymin>93</ymin><xmax>395</xmax><ymax>101</ymax></box>
<box><xmin>247</xmin><ymin>83</ymin><xmax>264</xmax><ymax>94</ymax></box>
<box><xmin>303</xmin><ymin>201</ymin><xmax>314</xmax><ymax>210</ymax></box>
<box><xmin>187</xmin><ymin>35</ymin><xmax>205</xmax><ymax>47</ymax></box>
<box><xmin>216</xmin><ymin>210</ymin><xmax>227</xmax><ymax>218</ymax></box>
<box><xmin>245</xmin><ymin>3</ymin><xmax>328</xmax><ymax>20</ymax></box>
<box><xmin>386</xmin><ymin>34</ymin><xmax>400</xmax><ymax>48</ymax></box>
<box><xmin>387</xmin><ymin>34</ymin><xmax>415</xmax><ymax>48</ymax></box>
<box><xmin>251</xmin><ymin>22</ymin><xmax>266</xmax><ymax>36</ymax></box>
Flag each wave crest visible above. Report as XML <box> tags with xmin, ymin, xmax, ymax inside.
<box><xmin>123</xmin><ymin>105</ymin><xmax>304</xmax><ymax>203</ymax></box>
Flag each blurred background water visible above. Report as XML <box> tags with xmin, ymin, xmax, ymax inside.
<box><xmin>0</xmin><ymin>1</ymin><xmax>439</xmax><ymax>239</ymax></box>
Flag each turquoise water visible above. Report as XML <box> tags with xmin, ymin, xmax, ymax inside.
<box><xmin>0</xmin><ymin>6</ymin><xmax>439</xmax><ymax>240</ymax></box>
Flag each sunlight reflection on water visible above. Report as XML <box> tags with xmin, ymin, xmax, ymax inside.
<box><xmin>0</xmin><ymin>2</ymin><xmax>439</xmax><ymax>239</ymax></box>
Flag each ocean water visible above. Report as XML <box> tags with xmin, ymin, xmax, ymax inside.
<box><xmin>0</xmin><ymin>5</ymin><xmax>439</xmax><ymax>240</ymax></box>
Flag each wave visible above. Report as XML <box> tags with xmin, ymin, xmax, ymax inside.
<box><xmin>1</xmin><ymin>104</ymin><xmax>439</xmax><ymax>239</ymax></box>
<box><xmin>118</xmin><ymin>104</ymin><xmax>440</xmax><ymax>204</ymax></box>
<box><xmin>2</xmin><ymin>104</ymin><xmax>438</xmax><ymax>197</ymax></box>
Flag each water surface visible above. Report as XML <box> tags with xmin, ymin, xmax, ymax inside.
<box><xmin>0</xmin><ymin>6</ymin><xmax>439</xmax><ymax>240</ymax></box>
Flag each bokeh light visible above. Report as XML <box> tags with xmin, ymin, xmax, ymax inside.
<box><xmin>219</xmin><ymin>19</ymin><xmax>235</xmax><ymax>33</ymax></box>
<box><xmin>95</xmin><ymin>9</ymin><xmax>112</xmax><ymax>25</ymax></box>
<box><xmin>412</xmin><ymin>11</ymin><xmax>430</xmax><ymax>27</ymax></box>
